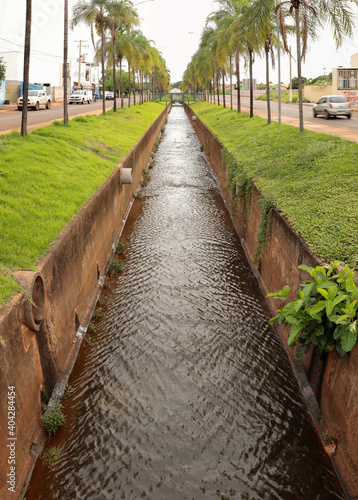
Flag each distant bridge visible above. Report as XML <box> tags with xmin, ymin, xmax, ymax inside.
<box><xmin>150</xmin><ymin>93</ymin><xmax>205</xmax><ymax>105</ymax></box>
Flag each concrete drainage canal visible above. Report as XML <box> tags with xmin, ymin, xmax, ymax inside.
<box><xmin>26</xmin><ymin>105</ymin><xmax>345</xmax><ymax>499</ymax></box>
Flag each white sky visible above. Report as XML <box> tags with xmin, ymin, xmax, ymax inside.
<box><xmin>1</xmin><ymin>0</ymin><xmax>358</xmax><ymax>85</ymax></box>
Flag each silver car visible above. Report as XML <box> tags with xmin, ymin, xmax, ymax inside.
<box><xmin>313</xmin><ymin>95</ymin><xmax>352</xmax><ymax>119</ymax></box>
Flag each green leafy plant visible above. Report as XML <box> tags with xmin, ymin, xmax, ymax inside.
<box><xmin>41</xmin><ymin>401</ymin><xmax>66</xmax><ymax>435</ymax></box>
<box><xmin>92</xmin><ymin>306</ymin><xmax>103</xmax><ymax>319</ymax></box>
<box><xmin>268</xmin><ymin>261</ymin><xmax>358</xmax><ymax>359</ymax></box>
<box><xmin>40</xmin><ymin>446</ymin><xmax>62</xmax><ymax>468</ymax></box>
<box><xmin>62</xmin><ymin>383</ymin><xmax>75</xmax><ymax>400</ymax></box>
<box><xmin>108</xmin><ymin>257</ymin><xmax>124</xmax><ymax>275</ymax></box>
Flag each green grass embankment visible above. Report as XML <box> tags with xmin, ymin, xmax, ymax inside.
<box><xmin>191</xmin><ymin>101</ymin><xmax>358</xmax><ymax>269</ymax></box>
<box><xmin>0</xmin><ymin>102</ymin><xmax>166</xmax><ymax>306</ymax></box>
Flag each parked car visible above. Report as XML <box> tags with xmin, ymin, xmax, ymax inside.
<box><xmin>313</xmin><ymin>95</ymin><xmax>352</xmax><ymax>119</ymax></box>
<box><xmin>17</xmin><ymin>89</ymin><xmax>51</xmax><ymax>111</ymax></box>
<box><xmin>69</xmin><ymin>89</ymin><xmax>92</xmax><ymax>104</ymax></box>
<box><xmin>105</xmin><ymin>91</ymin><xmax>115</xmax><ymax>100</ymax></box>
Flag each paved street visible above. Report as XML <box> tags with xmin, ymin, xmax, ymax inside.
<box><xmin>0</xmin><ymin>97</ymin><xmax>137</xmax><ymax>134</ymax></box>
<box><xmin>211</xmin><ymin>96</ymin><xmax>358</xmax><ymax>142</ymax></box>
<box><xmin>0</xmin><ymin>96</ymin><xmax>357</xmax><ymax>142</ymax></box>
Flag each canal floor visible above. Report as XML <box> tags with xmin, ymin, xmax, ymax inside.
<box><xmin>26</xmin><ymin>105</ymin><xmax>345</xmax><ymax>499</ymax></box>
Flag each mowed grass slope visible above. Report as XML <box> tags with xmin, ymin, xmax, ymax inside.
<box><xmin>191</xmin><ymin>101</ymin><xmax>358</xmax><ymax>269</ymax></box>
<box><xmin>0</xmin><ymin>102</ymin><xmax>166</xmax><ymax>306</ymax></box>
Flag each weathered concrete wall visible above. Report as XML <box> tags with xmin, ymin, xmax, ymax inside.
<box><xmin>0</xmin><ymin>103</ymin><xmax>171</xmax><ymax>500</ymax></box>
<box><xmin>186</xmin><ymin>104</ymin><xmax>358</xmax><ymax>499</ymax></box>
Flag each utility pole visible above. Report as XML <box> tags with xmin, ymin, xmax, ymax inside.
<box><xmin>75</xmin><ymin>40</ymin><xmax>88</xmax><ymax>88</ymax></box>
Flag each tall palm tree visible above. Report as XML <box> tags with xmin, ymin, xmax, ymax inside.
<box><xmin>277</xmin><ymin>0</ymin><xmax>358</xmax><ymax>131</ymax></box>
<box><xmin>21</xmin><ymin>0</ymin><xmax>32</xmax><ymax>137</ymax></box>
<box><xmin>106</xmin><ymin>0</ymin><xmax>139</xmax><ymax>111</ymax></box>
<box><xmin>208</xmin><ymin>0</ymin><xmax>248</xmax><ymax>113</ymax></box>
<box><xmin>63</xmin><ymin>0</ymin><xmax>69</xmax><ymax>125</ymax></box>
<box><xmin>72</xmin><ymin>0</ymin><xmax>109</xmax><ymax>115</ymax></box>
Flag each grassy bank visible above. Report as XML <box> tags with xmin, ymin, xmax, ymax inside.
<box><xmin>191</xmin><ymin>101</ymin><xmax>358</xmax><ymax>269</ymax></box>
<box><xmin>0</xmin><ymin>102</ymin><xmax>166</xmax><ymax>306</ymax></box>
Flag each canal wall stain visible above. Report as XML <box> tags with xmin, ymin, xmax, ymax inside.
<box><xmin>186</xmin><ymin>103</ymin><xmax>358</xmax><ymax>498</ymax></box>
<box><xmin>0</xmin><ymin>103</ymin><xmax>171</xmax><ymax>500</ymax></box>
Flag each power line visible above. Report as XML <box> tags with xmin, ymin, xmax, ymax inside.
<box><xmin>0</xmin><ymin>36</ymin><xmax>62</xmax><ymax>60</ymax></box>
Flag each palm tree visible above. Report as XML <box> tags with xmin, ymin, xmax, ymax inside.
<box><xmin>72</xmin><ymin>0</ymin><xmax>109</xmax><ymax>115</ymax></box>
<box><xmin>245</xmin><ymin>0</ymin><xmax>288</xmax><ymax>124</ymax></box>
<box><xmin>21</xmin><ymin>0</ymin><xmax>32</xmax><ymax>137</ymax></box>
<box><xmin>277</xmin><ymin>0</ymin><xmax>358</xmax><ymax>131</ymax></box>
<box><xmin>63</xmin><ymin>0</ymin><xmax>69</xmax><ymax>125</ymax></box>
<box><xmin>208</xmin><ymin>0</ymin><xmax>248</xmax><ymax>113</ymax></box>
<box><xmin>106</xmin><ymin>0</ymin><xmax>139</xmax><ymax>111</ymax></box>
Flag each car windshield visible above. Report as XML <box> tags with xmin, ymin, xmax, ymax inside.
<box><xmin>329</xmin><ymin>96</ymin><xmax>348</xmax><ymax>103</ymax></box>
<box><xmin>28</xmin><ymin>90</ymin><xmax>39</xmax><ymax>96</ymax></box>
<box><xmin>73</xmin><ymin>90</ymin><xmax>84</xmax><ymax>95</ymax></box>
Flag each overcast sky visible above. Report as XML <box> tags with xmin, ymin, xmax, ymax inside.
<box><xmin>1</xmin><ymin>0</ymin><xmax>358</xmax><ymax>85</ymax></box>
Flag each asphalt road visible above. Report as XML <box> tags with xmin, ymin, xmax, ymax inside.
<box><xmin>211</xmin><ymin>96</ymin><xmax>358</xmax><ymax>141</ymax></box>
<box><xmin>0</xmin><ymin>97</ymin><xmax>136</xmax><ymax>134</ymax></box>
<box><xmin>0</xmin><ymin>96</ymin><xmax>357</xmax><ymax>141</ymax></box>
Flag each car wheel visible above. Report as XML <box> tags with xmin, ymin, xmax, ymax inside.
<box><xmin>347</xmin><ymin>114</ymin><xmax>352</xmax><ymax>119</ymax></box>
<box><xmin>313</xmin><ymin>109</ymin><xmax>317</xmax><ymax>117</ymax></box>
<box><xmin>46</xmin><ymin>101</ymin><xmax>50</xmax><ymax>109</ymax></box>
<box><xmin>69</xmin><ymin>102</ymin><xmax>72</xmax><ymax>105</ymax></box>
<box><xmin>324</xmin><ymin>110</ymin><xmax>330</xmax><ymax>119</ymax></box>
<box><xmin>17</xmin><ymin>106</ymin><xmax>22</xmax><ymax>111</ymax></box>
<box><xmin>35</xmin><ymin>101</ymin><xmax>39</xmax><ymax>111</ymax></box>
<box><xmin>81</xmin><ymin>100</ymin><xmax>84</xmax><ymax>104</ymax></box>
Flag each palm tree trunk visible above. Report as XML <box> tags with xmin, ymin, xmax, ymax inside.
<box><xmin>236</xmin><ymin>41</ymin><xmax>241</xmax><ymax>114</ymax></box>
<box><xmin>265</xmin><ymin>46</ymin><xmax>271</xmax><ymax>124</ymax></box>
<box><xmin>133</xmin><ymin>65</ymin><xmax>136</xmax><ymax>106</ymax></box>
<box><xmin>21</xmin><ymin>0</ymin><xmax>32</xmax><ymax>137</ymax></box>
<box><xmin>230</xmin><ymin>56</ymin><xmax>233</xmax><ymax>111</ymax></box>
<box><xmin>63</xmin><ymin>0</ymin><xmax>68</xmax><ymax>125</ymax></box>
<box><xmin>140</xmin><ymin>69</ymin><xmax>143</xmax><ymax>104</ymax></box>
<box><xmin>295</xmin><ymin>6</ymin><xmax>304</xmax><ymax>132</ymax></box>
<box><xmin>222</xmin><ymin>72</ymin><xmax>226</xmax><ymax>108</ymax></box>
<box><xmin>216</xmin><ymin>73</ymin><xmax>220</xmax><ymax>106</ymax></box>
<box><xmin>128</xmin><ymin>62</ymin><xmax>131</xmax><ymax>107</ymax></box>
<box><xmin>101</xmin><ymin>26</ymin><xmax>106</xmax><ymax>115</ymax></box>
<box><xmin>119</xmin><ymin>56</ymin><xmax>124</xmax><ymax>109</ymax></box>
<box><xmin>249</xmin><ymin>48</ymin><xmax>253</xmax><ymax>118</ymax></box>
<box><xmin>112</xmin><ymin>29</ymin><xmax>117</xmax><ymax>112</ymax></box>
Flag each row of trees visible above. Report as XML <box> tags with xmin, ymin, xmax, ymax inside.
<box><xmin>20</xmin><ymin>0</ymin><xmax>170</xmax><ymax>136</ymax></box>
<box><xmin>183</xmin><ymin>0</ymin><xmax>358</xmax><ymax>131</ymax></box>
<box><xmin>71</xmin><ymin>0</ymin><xmax>170</xmax><ymax>114</ymax></box>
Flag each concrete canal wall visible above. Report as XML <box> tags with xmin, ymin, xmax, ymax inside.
<box><xmin>186</xmin><ymin>104</ymin><xmax>358</xmax><ymax>499</ymax></box>
<box><xmin>0</xmin><ymin>103</ymin><xmax>171</xmax><ymax>500</ymax></box>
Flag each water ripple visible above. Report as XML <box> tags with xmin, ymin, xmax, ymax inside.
<box><xmin>26</xmin><ymin>106</ymin><xmax>344</xmax><ymax>500</ymax></box>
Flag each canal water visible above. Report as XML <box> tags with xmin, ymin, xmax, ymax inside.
<box><xmin>27</xmin><ymin>105</ymin><xmax>344</xmax><ymax>499</ymax></box>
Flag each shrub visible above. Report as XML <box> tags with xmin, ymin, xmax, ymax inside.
<box><xmin>40</xmin><ymin>446</ymin><xmax>62</xmax><ymax>468</ymax></box>
<box><xmin>41</xmin><ymin>401</ymin><xmax>66</xmax><ymax>435</ymax></box>
<box><xmin>108</xmin><ymin>257</ymin><xmax>124</xmax><ymax>275</ymax></box>
<box><xmin>268</xmin><ymin>262</ymin><xmax>358</xmax><ymax>359</ymax></box>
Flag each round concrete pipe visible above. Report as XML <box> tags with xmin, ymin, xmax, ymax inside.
<box><xmin>13</xmin><ymin>271</ymin><xmax>46</xmax><ymax>332</ymax></box>
<box><xmin>121</xmin><ymin>168</ymin><xmax>133</xmax><ymax>185</ymax></box>
<box><xmin>192</xmin><ymin>116</ymin><xmax>197</xmax><ymax>122</ymax></box>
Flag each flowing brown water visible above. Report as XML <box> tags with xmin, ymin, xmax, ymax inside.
<box><xmin>27</xmin><ymin>105</ymin><xmax>344</xmax><ymax>500</ymax></box>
